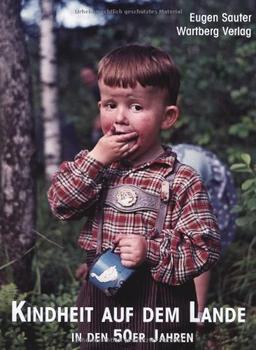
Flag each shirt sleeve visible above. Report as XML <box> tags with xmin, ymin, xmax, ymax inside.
<box><xmin>47</xmin><ymin>150</ymin><xmax>105</xmax><ymax>220</ymax></box>
<box><xmin>145</xmin><ymin>165</ymin><xmax>221</xmax><ymax>286</ymax></box>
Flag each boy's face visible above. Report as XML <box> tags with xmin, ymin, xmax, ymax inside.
<box><xmin>98</xmin><ymin>81</ymin><xmax>178</xmax><ymax>165</ymax></box>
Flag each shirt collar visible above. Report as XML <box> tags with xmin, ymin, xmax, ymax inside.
<box><xmin>110</xmin><ymin>145</ymin><xmax>177</xmax><ymax>172</ymax></box>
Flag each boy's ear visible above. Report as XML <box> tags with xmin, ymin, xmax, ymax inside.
<box><xmin>161</xmin><ymin>105</ymin><xmax>179</xmax><ymax>130</ymax></box>
<box><xmin>98</xmin><ymin>101</ymin><xmax>101</xmax><ymax>109</ymax></box>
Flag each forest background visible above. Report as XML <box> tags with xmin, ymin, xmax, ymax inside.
<box><xmin>0</xmin><ymin>0</ymin><xmax>255</xmax><ymax>349</ymax></box>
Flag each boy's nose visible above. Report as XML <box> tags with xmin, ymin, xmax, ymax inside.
<box><xmin>115</xmin><ymin>107</ymin><xmax>128</xmax><ymax>124</ymax></box>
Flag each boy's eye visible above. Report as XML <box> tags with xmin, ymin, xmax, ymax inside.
<box><xmin>131</xmin><ymin>104</ymin><xmax>142</xmax><ymax>112</ymax></box>
<box><xmin>105</xmin><ymin>102</ymin><xmax>116</xmax><ymax>110</ymax></box>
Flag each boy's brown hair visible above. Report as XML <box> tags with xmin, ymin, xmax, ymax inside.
<box><xmin>98</xmin><ymin>44</ymin><xmax>180</xmax><ymax>105</ymax></box>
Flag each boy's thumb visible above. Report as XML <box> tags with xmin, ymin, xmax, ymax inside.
<box><xmin>113</xmin><ymin>234</ymin><xmax>125</xmax><ymax>244</ymax></box>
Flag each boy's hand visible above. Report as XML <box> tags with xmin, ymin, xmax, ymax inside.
<box><xmin>89</xmin><ymin>127</ymin><xmax>138</xmax><ymax>165</ymax></box>
<box><xmin>75</xmin><ymin>263</ymin><xmax>88</xmax><ymax>280</ymax></box>
<box><xmin>114</xmin><ymin>234</ymin><xmax>147</xmax><ymax>268</ymax></box>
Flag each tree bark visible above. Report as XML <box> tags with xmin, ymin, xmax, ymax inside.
<box><xmin>0</xmin><ymin>1</ymin><xmax>36</xmax><ymax>291</ymax></box>
<box><xmin>40</xmin><ymin>0</ymin><xmax>61</xmax><ymax>180</ymax></box>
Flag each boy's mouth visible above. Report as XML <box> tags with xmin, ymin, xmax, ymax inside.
<box><xmin>114</xmin><ymin>131</ymin><xmax>126</xmax><ymax>135</ymax></box>
<box><xmin>113</xmin><ymin>129</ymin><xmax>134</xmax><ymax>135</ymax></box>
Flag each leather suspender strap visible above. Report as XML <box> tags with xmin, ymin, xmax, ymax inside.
<box><xmin>154</xmin><ymin>161</ymin><xmax>181</xmax><ymax>236</ymax></box>
<box><xmin>96</xmin><ymin>176</ymin><xmax>108</xmax><ymax>254</ymax></box>
<box><xmin>96</xmin><ymin>209</ymin><xmax>104</xmax><ymax>255</ymax></box>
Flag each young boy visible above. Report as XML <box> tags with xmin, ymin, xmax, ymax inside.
<box><xmin>48</xmin><ymin>45</ymin><xmax>220</xmax><ymax>349</ymax></box>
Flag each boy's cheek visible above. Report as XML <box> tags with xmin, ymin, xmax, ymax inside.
<box><xmin>101</xmin><ymin>120</ymin><xmax>113</xmax><ymax>134</ymax></box>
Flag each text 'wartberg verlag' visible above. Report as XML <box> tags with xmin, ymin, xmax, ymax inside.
<box><xmin>177</xmin><ymin>13</ymin><xmax>253</xmax><ymax>38</ymax></box>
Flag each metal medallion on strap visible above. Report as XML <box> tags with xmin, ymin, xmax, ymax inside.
<box><xmin>116</xmin><ymin>187</ymin><xmax>138</xmax><ymax>207</ymax></box>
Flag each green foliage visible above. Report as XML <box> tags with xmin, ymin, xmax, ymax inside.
<box><xmin>231</xmin><ymin>154</ymin><xmax>256</xmax><ymax>231</ymax></box>
<box><xmin>30</xmin><ymin>283</ymin><xmax>80</xmax><ymax>350</ymax></box>
<box><xmin>197</xmin><ymin>306</ymin><xmax>256</xmax><ymax>350</ymax></box>
<box><xmin>33</xmin><ymin>178</ymin><xmax>85</xmax><ymax>294</ymax></box>
<box><xmin>0</xmin><ymin>179</ymin><xmax>85</xmax><ymax>349</ymax></box>
<box><xmin>0</xmin><ymin>282</ymin><xmax>80</xmax><ymax>350</ymax></box>
<box><xmin>201</xmin><ymin>153</ymin><xmax>256</xmax><ymax>348</ymax></box>
<box><xmin>0</xmin><ymin>284</ymin><xmax>27</xmax><ymax>349</ymax></box>
<box><xmin>229</xmin><ymin>116</ymin><xmax>256</xmax><ymax>140</ymax></box>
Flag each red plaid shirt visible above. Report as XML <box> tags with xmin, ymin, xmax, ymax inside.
<box><xmin>48</xmin><ymin>147</ymin><xmax>220</xmax><ymax>285</ymax></box>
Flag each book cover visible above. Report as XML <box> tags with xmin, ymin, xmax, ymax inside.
<box><xmin>0</xmin><ymin>1</ymin><xmax>255</xmax><ymax>349</ymax></box>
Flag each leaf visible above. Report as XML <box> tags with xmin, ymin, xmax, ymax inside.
<box><xmin>230</xmin><ymin>163</ymin><xmax>248</xmax><ymax>171</ymax></box>
<box><xmin>241</xmin><ymin>179</ymin><xmax>255</xmax><ymax>191</ymax></box>
<box><xmin>247</xmin><ymin>198</ymin><xmax>256</xmax><ymax>210</ymax></box>
<box><xmin>231</xmin><ymin>205</ymin><xmax>242</xmax><ymax>213</ymax></box>
<box><xmin>228</xmin><ymin>124</ymin><xmax>239</xmax><ymax>135</ymax></box>
<box><xmin>240</xmin><ymin>153</ymin><xmax>251</xmax><ymax>166</ymax></box>
<box><xmin>235</xmin><ymin>217</ymin><xmax>249</xmax><ymax>227</ymax></box>
<box><xmin>230</xmin><ymin>163</ymin><xmax>253</xmax><ymax>173</ymax></box>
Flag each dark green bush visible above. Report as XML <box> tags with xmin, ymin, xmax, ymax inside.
<box><xmin>0</xmin><ymin>282</ymin><xmax>80</xmax><ymax>350</ymax></box>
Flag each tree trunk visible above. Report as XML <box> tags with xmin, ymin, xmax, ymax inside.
<box><xmin>40</xmin><ymin>0</ymin><xmax>61</xmax><ymax>180</ymax></box>
<box><xmin>0</xmin><ymin>0</ymin><xmax>36</xmax><ymax>291</ymax></box>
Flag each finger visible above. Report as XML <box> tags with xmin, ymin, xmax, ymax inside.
<box><xmin>120</xmin><ymin>252</ymin><xmax>133</xmax><ymax>260</ymax></box>
<box><xmin>120</xmin><ymin>143</ymin><xmax>130</xmax><ymax>152</ymax></box>
<box><xmin>118</xmin><ymin>238</ymin><xmax>133</xmax><ymax>247</ymax></box>
<box><xmin>128</xmin><ymin>143</ymin><xmax>139</xmax><ymax>153</ymax></box>
<box><xmin>121</xmin><ymin>259</ymin><xmax>135</xmax><ymax>268</ymax></box>
<box><xmin>123</xmin><ymin>149</ymin><xmax>136</xmax><ymax>158</ymax></box>
<box><xmin>120</xmin><ymin>246</ymin><xmax>133</xmax><ymax>255</ymax></box>
<box><xmin>115</xmin><ymin>132</ymin><xmax>138</xmax><ymax>142</ymax></box>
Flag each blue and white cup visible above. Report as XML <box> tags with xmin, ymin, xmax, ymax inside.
<box><xmin>88</xmin><ymin>248</ymin><xmax>135</xmax><ymax>297</ymax></box>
